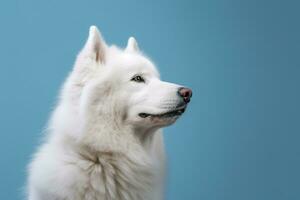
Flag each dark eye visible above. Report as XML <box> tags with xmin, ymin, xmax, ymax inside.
<box><xmin>131</xmin><ymin>75</ymin><xmax>145</xmax><ymax>83</ymax></box>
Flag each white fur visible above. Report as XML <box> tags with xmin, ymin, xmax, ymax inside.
<box><xmin>27</xmin><ymin>26</ymin><xmax>188</xmax><ymax>200</ymax></box>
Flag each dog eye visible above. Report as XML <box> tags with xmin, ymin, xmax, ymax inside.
<box><xmin>131</xmin><ymin>75</ymin><xmax>145</xmax><ymax>83</ymax></box>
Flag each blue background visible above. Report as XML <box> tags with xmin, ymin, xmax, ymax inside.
<box><xmin>0</xmin><ymin>0</ymin><xmax>299</xmax><ymax>199</ymax></box>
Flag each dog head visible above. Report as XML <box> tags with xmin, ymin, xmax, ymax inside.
<box><xmin>66</xmin><ymin>26</ymin><xmax>192</xmax><ymax>133</ymax></box>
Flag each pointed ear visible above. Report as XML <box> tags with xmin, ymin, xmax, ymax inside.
<box><xmin>80</xmin><ymin>25</ymin><xmax>107</xmax><ymax>63</ymax></box>
<box><xmin>126</xmin><ymin>37</ymin><xmax>139</xmax><ymax>52</ymax></box>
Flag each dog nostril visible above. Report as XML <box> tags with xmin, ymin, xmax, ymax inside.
<box><xmin>178</xmin><ymin>87</ymin><xmax>192</xmax><ymax>103</ymax></box>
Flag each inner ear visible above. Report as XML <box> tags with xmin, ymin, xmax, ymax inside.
<box><xmin>81</xmin><ymin>26</ymin><xmax>107</xmax><ymax>63</ymax></box>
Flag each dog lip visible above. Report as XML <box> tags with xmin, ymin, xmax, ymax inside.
<box><xmin>139</xmin><ymin>105</ymin><xmax>187</xmax><ymax>118</ymax></box>
<box><xmin>139</xmin><ymin>113</ymin><xmax>150</xmax><ymax>118</ymax></box>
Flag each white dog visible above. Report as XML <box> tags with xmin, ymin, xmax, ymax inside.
<box><xmin>27</xmin><ymin>26</ymin><xmax>192</xmax><ymax>200</ymax></box>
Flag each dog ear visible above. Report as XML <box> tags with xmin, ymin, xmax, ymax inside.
<box><xmin>80</xmin><ymin>25</ymin><xmax>107</xmax><ymax>63</ymax></box>
<box><xmin>126</xmin><ymin>37</ymin><xmax>139</xmax><ymax>52</ymax></box>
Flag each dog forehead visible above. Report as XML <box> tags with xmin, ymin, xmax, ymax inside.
<box><xmin>108</xmin><ymin>48</ymin><xmax>159</xmax><ymax>76</ymax></box>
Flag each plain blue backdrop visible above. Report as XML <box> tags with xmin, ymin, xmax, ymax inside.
<box><xmin>0</xmin><ymin>0</ymin><xmax>299</xmax><ymax>199</ymax></box>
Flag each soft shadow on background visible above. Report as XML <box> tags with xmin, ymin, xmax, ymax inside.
<box><xmin>0</xmin><ymin>0</ymin><xmax>299</xmax><ymax>199</ymax></box>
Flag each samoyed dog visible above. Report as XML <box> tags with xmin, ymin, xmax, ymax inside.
<box><xmin>27</xmin><ymin>26</ymin><xmax>192</xmax><ymax>200</ymax></box>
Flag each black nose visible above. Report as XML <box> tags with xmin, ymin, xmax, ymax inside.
<box><xmin>178</xmin><ymin>87</ymin><xmax>192</xmax><ymax>103</ymax></box>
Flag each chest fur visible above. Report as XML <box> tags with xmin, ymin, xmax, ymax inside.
<box><xmin>75</xmin><ymin>151</ymin><xmax>156</xmax><ymax>200</ymax></box>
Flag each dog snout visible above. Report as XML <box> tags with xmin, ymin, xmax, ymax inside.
<box><xmin>178</xmin><ymin>87</ymin><xmax>192</xmax><ymax>103</ymax></box>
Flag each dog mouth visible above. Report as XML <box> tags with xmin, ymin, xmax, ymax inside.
<box><xmin>139</xmin><ymin>107</ymin><xmax>186</xmax><ymax>119</ymax></box>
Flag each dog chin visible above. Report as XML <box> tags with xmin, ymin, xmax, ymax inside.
<box><xmin>146</xmin><ymin>115</ymin><xmax>179</xmax><ymax>127</ymax></box>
